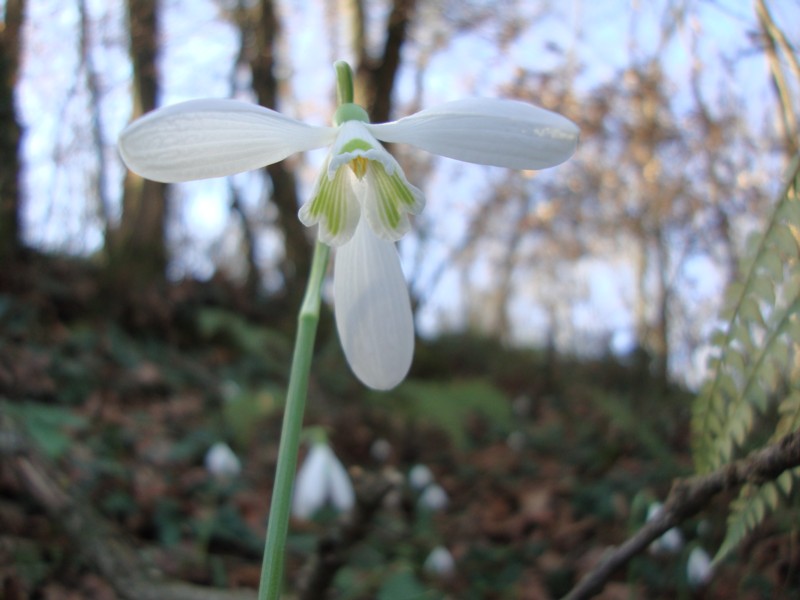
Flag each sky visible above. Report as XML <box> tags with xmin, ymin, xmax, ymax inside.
<box><xmin>11</xmin><ymin>0</ymin><xmax>798</xmax><ymax>384</ymax></box>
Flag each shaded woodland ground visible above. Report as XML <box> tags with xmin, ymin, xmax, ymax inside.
<box><xmin>1</xmin><ymin>252</ymin><xmax>799</xmax><ymax>600</ymax></box>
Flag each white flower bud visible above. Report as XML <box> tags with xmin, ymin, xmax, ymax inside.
<box><xmin>424</xmin><ymin>546</ymin><xmax>455</xmax><ymax>578</ymax></box>
<box><xmin>292</xmin><ymin>443</ymin><xmax>355</xmax><ymax>519</ymax></box>
<box><xmin>419</xmin><ymin>483</ymin><xmax>448</xmax><ymax>512</ymax></box>
<box><xmin>646</xmin><ymin>502</ymin><xmax>683</xmax><ymax>554</ymax></box>
<box><xmin>409</xmin><ymin>464</ymin><xmax>434</xmax><ymax>491</ymax></box>
<box><xmin>204</xmin><ymin>442</ymin><xmax>241</xmax><ymax>479</ymax></box>
<box><xmin>687</xmin><ymin>546</ymin><xmax>713</xmax><ymax>588</ymax></box>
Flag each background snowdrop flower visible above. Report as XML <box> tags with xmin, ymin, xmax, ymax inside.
<box><xmin>292</xmin><ymin>442</ymin><xmax>355</xmax><ymax>520</ymax></box>
<box><xmin>687</xmin><ymin>546</ymin><xmax>713</xmax><ymax>588</ymax></box>
<box><xmin>424</xmin><ymin>546</ymin><xmax>455</xmax><ymax>578</ymax></box>
<box><xmin>418</xmin><ymin>482</ymin><xmax>449</xmax><ymax>512</ymax></box>
<box><xmin>408</xmin><ymin>464</ymin><xmax>434</xmax><ymax>491</ymax></box>
<box><xmin>118</xmin><ymin>93</ymin><xmax>578</xmax><ymax>391</ymax></box>
<box><xmin>646</xmin><ymin>502</ymin><xmax>684</xmax><ymax>554</ymax></box>
<box><xmin>204</xmin><ymin>441</ymin><xmax>241</xmax><ymax>479</ymax></box>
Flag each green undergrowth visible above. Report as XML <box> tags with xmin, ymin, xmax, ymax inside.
<box><xmin>0</xmin><ymin>272</ymin><xmax>792</xmax><ymax>599</ymax></box>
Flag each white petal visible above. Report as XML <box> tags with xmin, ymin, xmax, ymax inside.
<box><xmin>119</xmin><ymin>99</ymin><xmax>336</xmax><ymax>183</ymax></box>
<box><xmin>204</xmin><ymin>442</ymin><xmax>241</xmax><ymax>478</ymax></box>
<box><xmin>292</xmin><ymin>444</ymin><xmax>331</xmax><ymax>519</ymax></box>
<box><xmin>324</xmin><ymin>448</ymin><xmax>355</xmax><ymax>513</ymax></box>
<box><xmin>687</xmin><ymin>547</ymin><xmax>713</xmax><ymax>588</ymax></box>
<box><xmin>298</xmin><ymin>154</ymin><xmax>361</xmax><ymax>247</ymax></box>
<box><xmin>362</xmin><ymin>160</ymin><xmax>425</xmax><ymax>242</ymax></box>
<box><xmin>408</xmin><ymin>464</ymin><xmax>434</xmax><ymax>491</ymax></box>
<box><xmin>368</xmin><ymin>98</ymin><xmax>578</xmax><ymax>170</ymax></box>
<box><xmin>334</xmin><ymin>219</ymin><xmax>414</xmax><ymax>390</ymax></box>
<box><xmin>418</xmin><ymin>483</ymin><xmax>449</xmax><ymax>511</ymax></box>
<box><xmin>424</xmin><ymin>546</ymin><xmax>456</xmax><ymax>577</ymax></box>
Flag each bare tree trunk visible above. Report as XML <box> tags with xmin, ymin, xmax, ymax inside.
<box><xmin>651</xmin><ymin>226</ymin><xmax>669</xmax><ymax>387</ymax></box>
<box><xmin>109</xmin><ymin>0</ymin><xmax>167</xmax><ymax>281</ymax></box>
<box><xmin>353</xmin><ymin>0</ymin><xmax>417</xmax><ymax>122</ymax></box>
<box><xmin>246</xmin><ymin>0</ymin><xmax>311</xmax><ymax>302</ymax></box>
<box><xmin>0</xmin><ymin>0</ymin><xmax>25</xmax><ymax>264</ymax></box>
<box><xmin>78</xmin><ymin>0</ymin><xmax>112</xmax><ymax>238</ymax></box>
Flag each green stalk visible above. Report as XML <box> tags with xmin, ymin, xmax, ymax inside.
<box><xmin>257</xmin><ymin>240</ymin><xmax>330</xmax><ymax>600</ymax></box>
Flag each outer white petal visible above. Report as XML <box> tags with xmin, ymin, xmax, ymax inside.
<box><xmin>418</xmin><ymin>483</ymin><xmax>449</xmax><ymax>511</ymax></box>
<box><xmin>408</xmin><ymin>464</ymin><xmax>434</xmax><ymax>491</ymax></box>
<box><xmin>292</xmin><ymin>444</ymin><xmax>330</xmax><ymax>519</ymax></box>
<box><xmin>204</xmin><ymin>442</ymin><xmax>241</xmax><ymax>478</ymax></box>
<box><xmin>424</xmin><ymin>546</ymin><xmax>456</xmax><ymax>577</ymax></box>
<box><xmin>325</xmin><ymin>448</ymin><xmax>355</xmax><ymax>513</ymax></box>
<box><xmin>687</xmin><ymin>547</ymin><xmax>713</xmax><ymax>588</ymax></box>
<box><xmin>119</xmin><ymin>99</ymin><xmax>336</xmax><ymax>183</ymax></box>
<box><xmin>334</xmin><ymin>218</ymin><xmax>414</xmax><ymax>390</ymax></box>
<box><xmin>368</xmin><ymin>98</ymin><xmax>578</xmax><ymax>170</ymax></box>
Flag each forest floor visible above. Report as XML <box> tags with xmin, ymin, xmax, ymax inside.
<box><xmin>0</xmin><ymin>253</ymin><xmax>798</xmax><ymax>600</ymax></box>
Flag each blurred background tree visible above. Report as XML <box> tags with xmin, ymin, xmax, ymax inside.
<box><xmin>0</xmin><ymin>0</ymin><xmax>25</xmax><ymax>264</ymax></box>
<box><xmin>106</xmin><ymin>0</ymin><xmax>168</xmax><ymax>283</ymax></box>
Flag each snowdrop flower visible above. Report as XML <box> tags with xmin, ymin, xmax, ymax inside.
<box><xmin>408</xmin><ymin>464</ymin><xmax>434</xmax><ymax>491</ymax></box>
<box><xmin>118</xmin><ymin>92</ymin><xmax>578</xmax><ymax>390</ymax></box>
<box><xmin>424</xmin><ymin>546</ymin><xmax>456</xmax><ymax>578</ymax></box>
<box><xmin>686</xmin><ymin>546</ymin><xmax>713</xmax><ymax>588</ymax></box>
<box><xmin>418</xmin><ymin>482</ymin><xmax>449</xmax><ymax>512</ymax></box>
<box><xmin>292</xmin><ymin>442</ymin><xmax>355</xmax><ymax>519</ymax></box>
<box><xmin>204</xmin><ymin>441</ymin><xmax>241</xmax><ymax>479</ymax></box>
<box><xmin>646</xmin><ymin>502</ymin><xmax>684</xmax><ymax>554</ymax></box>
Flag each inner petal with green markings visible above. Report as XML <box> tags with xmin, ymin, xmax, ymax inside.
<box><xmin>299</xmin><ymin>120</ymin><xmax>425</xmax><ymax>247</ymax></box>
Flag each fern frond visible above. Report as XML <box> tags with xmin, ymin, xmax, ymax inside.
<box><xmin>713</xmin><ymin>461</ymin><xmax>800</xmax><ymax>565</ymax></box>
<box><xmin>776</xmin><ymin>390</ymin><xmax>800</xmax><ymax>437</ymax></box>
<box><xmin>692</xmin><ymin>156</ymin><xmax>800</xmax><ymax>473</ymax></box>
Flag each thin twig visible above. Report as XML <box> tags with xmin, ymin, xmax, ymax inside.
<box><xmin>562</xmin><ymin>430</ymin><xmax>800</xmax><ymax>600</ymax></box>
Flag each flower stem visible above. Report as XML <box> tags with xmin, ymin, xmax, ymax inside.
<box><xmin>258</xmin><ymin>240</ymin><xmax>330</xmax><ymax>600</ymax></box>
<box><xmin>257</xmin><ymin>60</ymin><xmax>352</xmax><ymax>600</ymax></box>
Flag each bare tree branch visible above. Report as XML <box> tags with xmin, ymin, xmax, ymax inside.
<box><xmin>755</xmin><ymin>0</ymin><xmax>799</xmax><ymax>156</ymax></box>
<box><xmin>562</xmin><ymin>430</ymin><xmax>800</xmax><ymax>600</ymax></box>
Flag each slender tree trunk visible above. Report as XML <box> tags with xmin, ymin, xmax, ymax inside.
<box><xmin>245</xmin><ymin>0</ymin><xmax>311</xmax><ymax>302</ymax></box>
<box><xmin>78</xmin><ymin>0</ymin><xmax>112</xmax><ymax>237</ymax></box>
<box><xmin>353</xmin><ymin>0</ymin><xmax>417</xmax><ymax>122</ymax></box>
<box><xmin>0</xmin><ymin>0</ymin><xmax>25</xmax><ymax>264</ymax></box>
<box><xmin>651</xmin><ymin>226</ymin><xmax>670</xmax><ymax>388</ymax></box>
<box><xmin>109</xmin><ymin>0</ymin><xmax>166</xmax><ymax>281</ymax></box>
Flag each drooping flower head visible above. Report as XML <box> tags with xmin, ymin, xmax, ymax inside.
<box><xmin>291</xmin><ymin>441</ymin><xmax>354</xmax><ymax>519</ymax></box>
<box><xmin>118</xmin><ymin>69</ymin><xmax>579</xmax><ymax>390</ymax></box>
